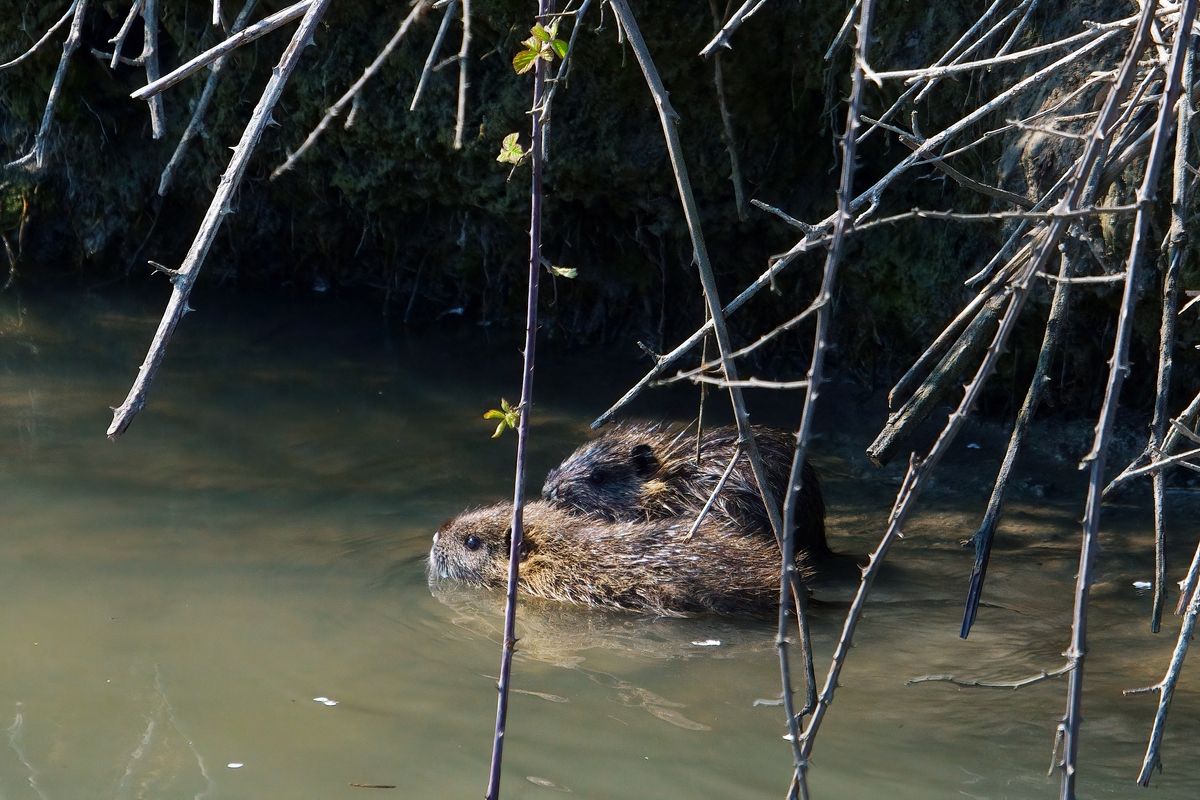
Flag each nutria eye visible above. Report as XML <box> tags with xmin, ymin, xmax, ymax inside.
<box><xmin>465</xmin><ymin>534</ymin><xmax>482</xmax><ymax>551</ymax></box>
<box><xmin>589</xmin><ymin>468</ymin><xmax>609</xmax><ymax>485</ymax></box>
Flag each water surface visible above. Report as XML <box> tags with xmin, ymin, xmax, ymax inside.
<box><xmin>1</xmin><ymin>286</ymin><xmax>1198</xmax><ymax>799</ymax></box>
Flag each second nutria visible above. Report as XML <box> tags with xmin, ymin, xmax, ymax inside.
<box><xmin>541</xmin><ymin>423</ymin><xmax>828</xmax><ymax>557</ymax></box>
<box><xmin>427</xmin><ymin>501</ymin><xmax>811</xmax><ymax>615</ymax></box>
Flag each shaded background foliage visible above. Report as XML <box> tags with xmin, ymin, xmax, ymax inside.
<box><xmin>0</xmin><ymin>0</ymin><xmax>1194</xmax><ymax>412</ymax></box>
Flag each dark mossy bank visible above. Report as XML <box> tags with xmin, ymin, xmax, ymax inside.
<box><xmin>1</xmin><ymin>1</ymin><xmax>1197</xmax><ymax>413</ymax></box>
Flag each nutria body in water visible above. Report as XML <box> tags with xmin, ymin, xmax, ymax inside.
<box><xmin>541</xmin><ymin>423</ymin><xmax>828</xmax><ymax>557</ymax></box>
<box><xmin>427</xmin><ymin>501</ymin><xmax>811</xmax><ymax>615</ymax></box>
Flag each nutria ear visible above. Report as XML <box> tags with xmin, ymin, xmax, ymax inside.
<box><xmin>503</xmin><ymin>527</ymin><xmax>534</xmax><ymax>561</ymax></box>
<box><xmin>630</xmin><ymin>443</ymin><xmax>659</xmax><ymax>478</ymax></box>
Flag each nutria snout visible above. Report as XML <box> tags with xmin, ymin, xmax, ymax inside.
<box><xmin>541</xmin><ymin>423</ymin><xmax>828</xmax><ymax>558</ymax></box>
<box><xmin>428</xmin><ymin>501</ymin><xmax>812</xmax><ymax>615</ymax></box>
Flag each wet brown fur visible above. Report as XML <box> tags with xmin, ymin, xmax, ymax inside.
<box><xmin>541</xmin><ymin>423</ymin><xmax>829</xmax><ymax>558</ymax></box>
<box><xmin>427</xmin><ymin>501</ymin><xmax>811</xmax><ymax>615</ymax></box>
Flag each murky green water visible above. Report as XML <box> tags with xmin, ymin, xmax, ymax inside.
<box><xmin>2</xmin><ymin>286</ymin><xmax>1199</xmax><ymax>799</ymax></box>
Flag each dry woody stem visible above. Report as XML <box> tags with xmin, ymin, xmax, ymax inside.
<box><xmin>108</xmin><ymin>0</ymin><xmax>335</xmax><ymax>438</ymax></box>
<box><xmin>486</xmin><ymin>3</ymin><xmax>550</xmax><ymax>797</ymax></box>
<box><xmin>131</xmin><ymin>0</ymin><xmax>312</xmax><ymax>101</ymax></box>
<box><xmin>272</xmin><ymin>1</ymin><xmax>431</xmax><ymax>179</ymax></box>
<box><xmin>605</xmin><ymin>4</ymin><xmax>817</xmax><ymax>794</ymax></box>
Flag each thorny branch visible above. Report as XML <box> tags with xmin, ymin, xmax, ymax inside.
<box><xmin>1134</xmin><ymin>515</ymin><xmax>1200</xmax><ymax>784</ymax></box>
<box><xmin>139</xmin><ymin>0</ymin><xmax>166</xmax><ymax>138</ymax></box>
<box><xmin>159</xmin><ymin>0</ymin><xmax>261</xmax><ymax>197</ymax></box>
<box><xmin>1144</xmin><ymin>21</ymin><xmax>1195</xmax><ymax>634</ymax></box>
<box><xmin>604</xmin><ymin>5</ymin><xmax>816</xmax><ymax>796</ymax></box>
<box><xmin>1058</xmin><ymin>1</ymin><xmax>1193</xmax><ymax>795</ymax></box>
<box><xmin>410</xmin><ymin>0</ymin><xmax>458</xmax><ymax>112</ymax></box>
<box><xmin>486</xmin><ymin>7</ymin><xmax>550</xmax><ymax>799</ymax></box>
<box><xmin>131</xmin><ymin>0</ymin><xmax>312</xmax><ymax>101</ymax></box>
<box><xmin>698</xmin><ymin>0</ymin><xmax>771</xmax><ymax>59</ymax></box>
<box><xmin>7</xmin><ymin>0</ymin><xmax>89</xmax><ymax>171</ymax></box>
<box><xmin>453</xmin><ymin>0</ymin><xmax>472</xmax><ymax>150</ymax></box>
<box><xmin>271</xmin><ymin>1</ymin><xmax>431</xmax><ymax>179</ymax></box>
<box><xmin>107</xmin><ymin>0</ymin><xmax>335</xmax><ymax>438</ymax></box>
<box><xmin>785</xmin><ymin>0</ymin><xmax>875</xmax><ymax>795</ymax></box>
<box><xmin>592</xmin><ymin>20</ymin><xmax>1129</xmax><ymax>427</ymax></box>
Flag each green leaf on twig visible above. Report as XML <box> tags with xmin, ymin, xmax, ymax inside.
<box><xmin>483</xmin><ymin>398</ymin><xmax>520</xmax><ymax>438</ymax></box>
<box><xmin>512</xmin><ymin>19</ymin><xmax>568</xmax><ymax>75</ymax></box>
<box><xmin>549</xmin><ymin>265</ymin><xmax>577</xmax><ymax>279</ymax></box>
<box><xmin>496</xmin><ymin>133</ymin><xmax>525</xmax><ymax>165</ymax></box>
<box><xmin>513</xmin><ymin>48</ymin><xmax>541</xmax><ymax>75</ymax></box>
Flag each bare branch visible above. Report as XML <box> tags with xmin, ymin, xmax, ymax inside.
<box><xmin>698</xmin><ymin>0</ymin><xmax>771</xmax><ymax>58</ymax></box>
<box><xmin>666</xmin><ymin>299</ymin><xmax>823</xmax><ymax>384</ymax></box>
<box><xmin>109</xmin><ymin>0</ymin><xmax>144</xmax><ymax>69</ymax></box>
<box><xmin>6</xmin><ymin>0</ymin><xmax>89</xmax><ymax>172</ymax></box>
<box><xmin>130</xmin><ymin>0</ymin><xmax>312</xmax><ymax>102</ymax></box>
<box><xmin>708</xmin><ymin>0</ymin><xmax>748</xmax><ymax>220</ymax></box>
<box><xmin>453</xmin><ymin>0</ymin><xmax>472</xmax><ymax>150</ymax></box>
<box><xmin>684</xmin><ymin>444</ymin><xmax>741</xmax><ymax>540</ymax></box>
<box><xmin>872</xmin><ymin>18</ymin><xmax>1133</xmax><ymax>83</ymax></box>
<box><xmin>272</xmin><ymin>0</ymin><xmax>430</xmax><ymax>179</ymax></box>
<box><xmin>665</xmin><ymin>374</ymin><xmax>811</xmax><ymax>390</ymax></box>
<box><xmin>908</xmin><ymin>664</ymin><xmax>1071</xmax><ymax>689</ymax></box>
<box><xmin>591</xmin><ymin>22</ymin><xmax>1130</xmax><ymax>426</ymax></box>
<box><xmin>486</xmin><ymin>4</ymin><xmax>551</xmax><ymax>797</ymax></box>
<box><xmin>868</xmin><ymin>291</ymin><xmax>1008</xmax><ymax>466</ymax></box>
<box><xmin>140</xmin><ymin>0</ymin><xmax>166</xmax><ymax>138</ymax></box>
<box><xmin>961</xmin><ymin>244</ymin><xmax>1077</xmax><ymax>638</ymax></box>
<box><xmin>888</xmin><ymin>251</ymin><xmax>1023</xmax><ymax>409</ymax></box>
<box><xmin>1145</xmin><ymin>27</ymin><xmax>1196</xmax><ymax>634</ymax></box>
<box><xmin>108</xmin><ymin>0</ymin><xmax>335</xmax><ymax>439</ymax></box>
<box><xmin>1038</xmin><ymin>271</ymin><xmax>1127</xmax><ymax>284</ymax></box>
<box><xmin>788</xmin><ymin>1</ymin><xmax>876</xmax><ymax>792</ymax></box>
<box><xmin>159</xmin><ymin>0</ymin><xmax>261</xmax><ymax>197</ymax></box>
<box><xmin>606</xmin><ymin>5</ymin><xmax>816</xmax><ymax>795</ymax></box>
<box><xmin>1059</xmin><ymin>2</ymin><xmax>1194</xmax><ymax>793</ymax></box>
<box><xmin>0</xmin><ymin>0</ymin><xmax>80</xmax><ymax>72</ymax></box>
<box><xmin>862</xmin><ymin>0</ymin><xmax>1028</xmax><ymax>142</ymax></box>
<box><xmin>877</xmin><ymin>122</ymin><xmax>1035</xmax><ymax>209</ymax></box>
<box><xmin>823</xmin><ymin>0</ymin><xmax>860</xmax><ymax>61</ymax></box>
<box><xmin>409</xmin><ymin>0</ymin><xmax>458</xmax><ymax>111</ymax></box>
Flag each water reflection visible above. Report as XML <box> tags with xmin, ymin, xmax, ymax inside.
<box><xmin>0</xmin><ymin>287</ymin><xmax>1199</xmax><ymax>798</ymax></box>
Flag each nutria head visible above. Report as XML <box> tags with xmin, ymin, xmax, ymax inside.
<box><xmin>428</xmin><ymin>504</ymin><xmax>531</xmax><ymax>586</ymax></box>
<box><xmin>541</xmin><ymin>423</ymin><xmax>677</xmax><ymax>520</ymax></box>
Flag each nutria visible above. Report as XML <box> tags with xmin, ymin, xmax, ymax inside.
<box><xmin>541</xmin><ymin>423</ymin><xmax>828</xmax><ymax>557</ymax></box>
<box><xmin>427</xmin><ymin>501</ymin><xmax>811</xmax><ymax>615</ymax></box>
